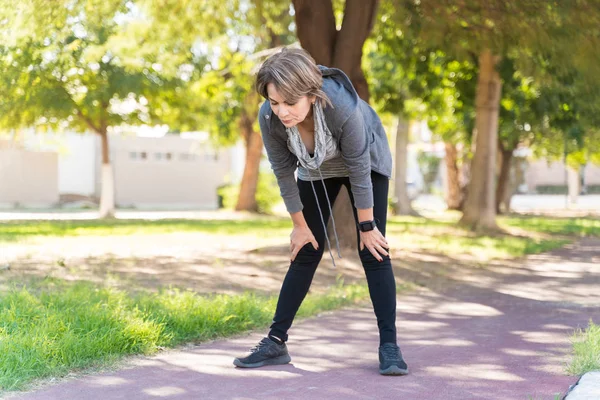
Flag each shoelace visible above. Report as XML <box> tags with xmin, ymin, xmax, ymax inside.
<box><xmin>381</xmin><ymin>345</ymin><xmax>401</xmax><ymax>361</ymax></box>
<box><xmin>249</xmin><ymin>339</ymin><xmax>270</xmax><ymax>353</ymax></box>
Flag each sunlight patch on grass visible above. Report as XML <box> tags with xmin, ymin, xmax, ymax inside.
<box><xmin>499</xmin><ymin>216</ymin><xmax>600</xmax><ymax>237</ymax></box>
<box><xmin>388</xmin><ymin>215</ymin><xmax>569</xmax><ymax>260</ymax></box>
<box><xmin>0</xmin><ymin>219</ymin><xmax>292</xmax><ymax>243</ymax></box>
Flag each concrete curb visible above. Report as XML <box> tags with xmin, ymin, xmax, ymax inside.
<box><xmin>564</xmin><ymin>371</ymin><xmax>600</xmax><ymax>400</ymax></box>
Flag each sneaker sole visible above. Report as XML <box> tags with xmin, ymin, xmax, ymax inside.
<box><xmin>379</xmin><ymin>365</ymin><xmax>409</xmax><ymax>376</ymax></box>
<box><xmin>233</xmin><ymin>354</ymin><xmax>291</xmax><ymax>368</ymax></box>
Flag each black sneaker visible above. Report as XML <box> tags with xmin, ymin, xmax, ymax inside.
<box><xmin>378</xmin><ymin>343</ymin><xmax>409</xmax><ymax>375</ymax></box>
<box><xmin>233</xmin><ymin>337</ymin><xmax>291</xmax><ymax>368</ymax></box>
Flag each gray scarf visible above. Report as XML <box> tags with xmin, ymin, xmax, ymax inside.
<box><xmin>286</xmin><ymin>103</ymin><xmax>338</xmax><ymax>170</ymax></box>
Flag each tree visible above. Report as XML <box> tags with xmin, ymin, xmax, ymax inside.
<box><xmin>364</xmin><ymin>0</ymin><xmax>425</xmax><ymax>216</ymax></box>
<box><xmin>145</xmin><ymin>0</ymin><xmax>295</xmax><ymax>212</ymax></box>
<box><xmin>366</xmin><ymin>1</ymin><xmax>479</xmax><ymax>213</ymax></box>
<box><xmin>527</xmin><ymin>66</ymin><xmax>600</xmax><ymax>194</ymax></box>
<box><xmin>211</xmin><ymin>1</ymin><xmax>295</xmax><ymax>212</ymax></box>
<box><xmin>494</xmin><ymin>58</ymin><xmax>545</xmax><ymax>213</ymax></box>
<box><xmin>0</xmin><ymin>0</ymin><xmax>194</xmax><ymax>217</ymax></box>
<box><xmin>395</xmin><ymin>0</ymin><xmax>600</xmax><ymax>231</ymax></box>
<box><xmin>422</xmin><ymin>57</ymin><xmax>476</xmax><ymax>211</ymax></box>
<box><xmin>1</xmin><ymin>0</ymin><xmax>297</xmax><ymax>215</ymax></box>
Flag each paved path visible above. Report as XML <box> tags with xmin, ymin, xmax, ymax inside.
<box><xmin>10</xmin><ymin>239</ymin><xmax>600</xmax><ymax>400</ymax></box>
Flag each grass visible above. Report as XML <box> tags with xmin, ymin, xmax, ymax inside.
<box><xmin>388</xmin><ymin>213</ymin><xmax>600</xmax><ymax>238</ymax></box>
<box><xmin>500</xmin><ymin>215</ymin><xmax>600</xmax><ymax>237</ymax></box>
<box><xmin>0</xmin><ymin>218</ymin><xmax>292</xmax><ymax>243</ymax></box>
<box><xmin>567</xmin><ymin>320</ymin><xmax>600</xmax><ymax>376</ymax></box>
<box><xmin>387</xmin><ymin>215</ymin><xmax>574</xmax><ymax>260</ymax></box>
<box><xmin>0</xmin><ymin>277</ymin><xmax>373</xmax><ymax>392</ymax></box>
<box><xmin>526</xmin><ymin>395</ymin><xmax>562</xmax><ymax>400</ymax></box>
<box><xmin>3</xmin><ymin>213</ymin><xmax>597</xmax><ymax>260</ymax></box>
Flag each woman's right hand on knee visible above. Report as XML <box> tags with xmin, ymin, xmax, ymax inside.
<box><xmin>290</xmin><ymin>226</ymin><xmax>319</xmax><ymax>261</ymax></box>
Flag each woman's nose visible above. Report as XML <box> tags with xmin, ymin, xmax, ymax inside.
<box><xmin>278</xmin><ymin>104</ymin><xmax>289</xmax><ymax>117</ymax></box>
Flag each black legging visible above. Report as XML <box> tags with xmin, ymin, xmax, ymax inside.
<box><xmin>269</xmin><ymin>171</ymin><xmax>397</xmax><ymax>346</ymax></box>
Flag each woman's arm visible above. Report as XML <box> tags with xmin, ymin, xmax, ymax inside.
<box><xmin>338</xmin><ymin>108</ymin><xmax>389</xmax><ymax>261</ymax></box>
<box><xmin>291</xmin><ymin>210</ymin><xmax>309</xmax><ymax>228</ymax></box>
<box><xmin>258</xmin><ymin>104</ymin><xmax>318</xmax><ymax>261</ymax></box>
<box><xmin>357</xmin><ymin>208</ymin><xmax>389</xmax><ymax>261</ymax></box>
<box><xmin>357</xmin><ymin>208</ymin><xmax>373</xmax><ymax>222</ymax></box>
<box><xmin>338</xmin><ymin>107</ymin><xmax>374</xmax><ymax>211</ymax></box>
<box><xmin>259</xmin><ymin>107</ymin><xmax>303</xmax><ymax>214</ymax></box>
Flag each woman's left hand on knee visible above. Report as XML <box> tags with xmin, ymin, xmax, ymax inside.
<box><xmin>359</xmin><ymin>228</ymin><xmax>389</xmax><ymax>262</ymax></box>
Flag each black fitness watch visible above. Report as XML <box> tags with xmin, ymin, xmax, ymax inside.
<box><xmin>358</xmin><ymin>220</ymin><xmax>377</xmax><ymax>232</ymax></box>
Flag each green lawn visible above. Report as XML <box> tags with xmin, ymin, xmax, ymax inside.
<box><xmin>0</xmin><ymin>277</ymin><xmax>377</xmax><ymax>392</ymax></box>
<box><xmin>568</xmin><ymin>320</ymin><xmax>600</xmax><ymax>375</ymax></box>
<box><xmin>2</xmin><ymin>213</ymin><xmax>598</xmax><ymax>260</ymax></box>
<box><xmin>0</xmin><ymin>218</ymin><xmax>292</xmax><ymax>243</ymax></box>
<box><xmin>500</xmin><ymin>215</ymin><xmax>600</xmax><ymax>237</ymax></box>
<box><xmin>387</xmin><ymin>213</ymin><xmax>600</xmax><ymax>238</ymax></box>
<box><xmin>386</xmin><ymin>213</ymin><xmax>600</xmax><ymax>260</ymax></box>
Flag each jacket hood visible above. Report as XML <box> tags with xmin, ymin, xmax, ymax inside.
<box><xmin>318</xmin><ymin>65</ymin><xmax>359</xmax><ymax>126</ymax></box>
<box><xmin>318</xmin><ymin>65</ymin><xmax>357</xmax><ymax>96</ymax></box>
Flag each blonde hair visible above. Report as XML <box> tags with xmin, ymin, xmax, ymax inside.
<box><xmin>255</xmin><ymin>48</ymin><xmax>332</xmax><ymax>108</ymax></box>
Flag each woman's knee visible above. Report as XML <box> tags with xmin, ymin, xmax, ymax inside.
<box><xmin>291</xmin><ymin>243</ymin><xmax>324</xmax><ymax>268</ymax></box>
<box><xmin>358</xmin><ymin>247</ymin><xmax>392</xmax><ymax>270</ymax></box>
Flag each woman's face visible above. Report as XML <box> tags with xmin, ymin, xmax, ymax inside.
<box><xmin>267</xmin><ymin>83</ymin><xmax>315</xmax><ymax>128</ymax></box>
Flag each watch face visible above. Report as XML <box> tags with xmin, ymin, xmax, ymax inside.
<box><xmin>360</xmin><ymin>221</ymin><xmax>374</xmax><ymax>231</ymax></box>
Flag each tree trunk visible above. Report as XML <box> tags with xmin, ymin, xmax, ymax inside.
<box><xmin>292</xmin><ymin>0</ymin><xmax>337</xmax><ymax>66</ymax></box>
<box><xmin>444</xmin><ymin>141</ymin><xmax>463</xmax><ymax>210</ymax></box>
<box><xmin>568</xmin><ymin>166</ymin><xmax>580</xmax><ymax>204</ymax></box>
<box><xmin>394</xmin><ymin>117</ymin><xmax>418</xmax><ymax>215</ymax></box>
<box><xmin>236</xmin><ymin>110</ymin><xmax>263</xmax><ymax>212</ymax></box>
<box><xmin>502</xmin><ymin>159</ymin><xmax>519</xmax><ymax>213</ymax></box>
<box><xmin>495</xmin><ymin>146</ymin><xmax>514</xmax><ymax>214</ymax></box>
<box><xmin>459</xmin><ymin>151</ymin><xmax>471</xmax><ymax>210</ymax></box>
<box><xmin>459</xmin><ymin>50</ymin><xmax>502</xmax><ymax>231</ymax></box>
<box><xmin>294</xmin><ymin>0</ymin><xmax>380</xmax><ymax>250</ymax></box>
<box><xmin>98</xmin><ymin>130</ymin><xmax>115</xmax><ymax>218</ymax></box>
<box><xmin>332</xmin><ymin>0</ymin><xmax>379</xmax><ymax>101</ymax></box>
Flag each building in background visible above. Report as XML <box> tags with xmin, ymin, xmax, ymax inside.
<box><xmin>0</xmin><ymin>130</ymin><xmax>242</xmax><ymax>209</ymax></box>
<box><xmin>2</xmin><ymin>127</ymin><xmax>599</xmax><ymax>209</ymax></box>
<box><xmin>0</xmin><ymin>139</ymin><xmax>59</xmax><ymax>207</ymax></box>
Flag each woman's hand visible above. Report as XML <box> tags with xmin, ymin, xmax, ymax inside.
<box><xmin>359</xmin><ymin>227</ymin><xmax>389</xmax><ymax>262</ymax></box>
<box><xmin>290</xmin><ymin>226</ymin><xmax>319</xmax><ymax>261</ymax></box>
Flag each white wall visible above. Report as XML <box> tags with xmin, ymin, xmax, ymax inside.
<box><xmin>58</xmin><ymin>133</ymin><xmax>98</xmax><ymax>196</ymax></box>
<box><xmin>525</xmin><ymin>160</ymin><xmax>600</xmax><ymax>191</ymax></box>
<box><xmin>18</xmin><ymin>131</ymin><xmax>98</xmax><ymax>197</ymax></box>
<box><xmin>0</xmin><ymin>148</ymin><xmax>59</xmax><ymax>207</ymax></box>
<box><xmin>110</xmin><ymin>135</ymin><xmax>231</xmax><ymax>209</ymax></box>
<box><xmin>229</xmin><ymin>141</ymin><xmax>246</xmax><ymax>184</ymax></box>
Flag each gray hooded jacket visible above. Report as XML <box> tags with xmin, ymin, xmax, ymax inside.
<box><xmin>259</xmin><ymin>66</ymin><xmax>393</xmax><ymax>214</ymax></box>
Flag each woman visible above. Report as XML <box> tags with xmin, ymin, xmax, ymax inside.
<box><xmin>233</xmin><ymin>48</ymin><xmax>408</xmax><ymax>376</ymax></box>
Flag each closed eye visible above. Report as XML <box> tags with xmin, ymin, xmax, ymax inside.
<box><xmin>269</xmin><ymin>99</ymin><xmax>296</xmax><ymax>106</ymax></box>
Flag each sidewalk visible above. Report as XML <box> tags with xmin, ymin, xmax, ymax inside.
<box><xmin>9</xmin><ymin>239</ymin><xmax>600</xmax><ymax>400</ymax></box>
